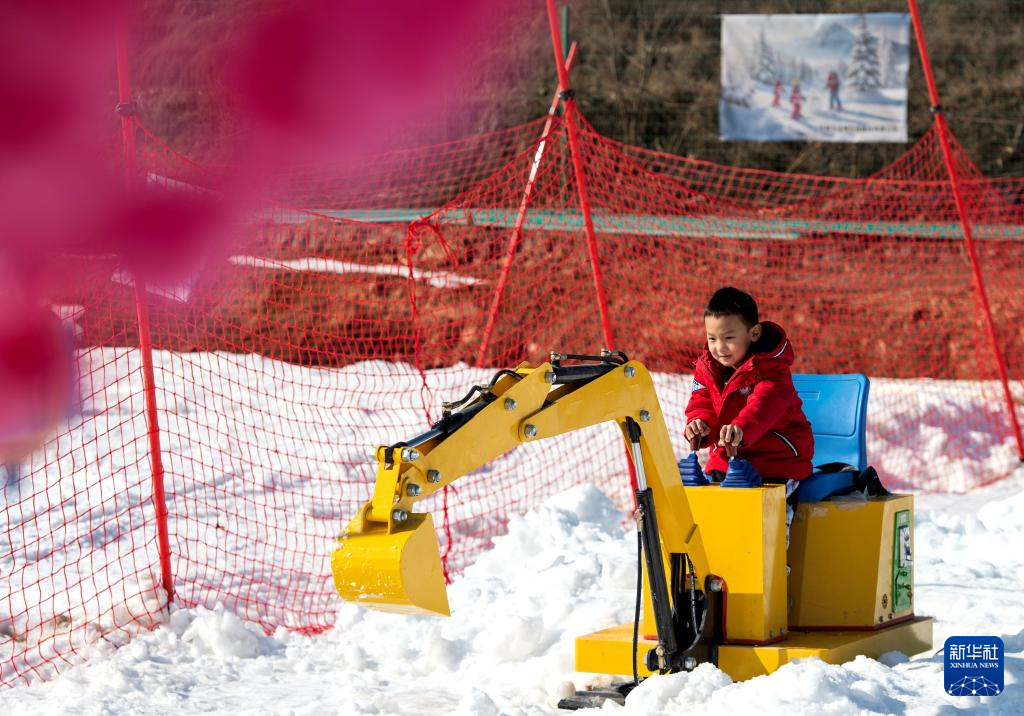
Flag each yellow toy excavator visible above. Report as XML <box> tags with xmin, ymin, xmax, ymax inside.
<box><xmin>331</xmin><ymin>353</ymin><xmax>932</xmax><ymax>707</ymax></box>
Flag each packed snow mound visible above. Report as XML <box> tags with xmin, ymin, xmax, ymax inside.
<box><xmin>3</xmin><ymin>476</ymin><xmax>1024</xmax><ymax>715</ymax></box>
<box><xmin>622</xmin><ymin>657</ymin><xmax>912</xmax><ymax>715</ymax></box>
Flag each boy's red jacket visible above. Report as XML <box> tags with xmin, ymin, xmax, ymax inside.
<box><xmin>685</xmin><ymin>322</ymin><xmax>814</xmax><ymax>481</ymax></box>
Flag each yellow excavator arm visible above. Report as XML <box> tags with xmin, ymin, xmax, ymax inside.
<box><xmin>332</xmin><ymin>353</ymin><xmax>716</xmax><ymax>673</ymax></box>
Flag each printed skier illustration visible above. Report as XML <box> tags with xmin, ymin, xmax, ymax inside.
<box><xmin>720</xmin><ymin>13</ymin><xmax>910</xmax><ymax>142</ymax></box>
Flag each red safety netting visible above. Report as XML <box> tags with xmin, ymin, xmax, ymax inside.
<box><xmin>1</xmin><ymin>255</ymin><xmax>169</xmax><ymax>685</ymax></box>
<box><xmin>405</xmin><ymin>113</ymin><xmax>1024</xmax><ymax>498</ymax></box>
<box><xmin>3</xmin><ymin>107</ymin><xmax>1023</xmax><ymax>686</ymax></box>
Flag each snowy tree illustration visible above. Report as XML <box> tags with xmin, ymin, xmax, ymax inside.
<box><xmin>847</xmin><ymin>14</ymin><xmax>881</xmax><ymax>91</ymax></box>
<box><xmin>879</xmin><ymin>39</ymin><xmax>906</xmax><ymax>89</ymax></box>
<box><xmin>750</xmin><ymin>27</ymin><xmax>779</xmax><ymax>84</ymax></box>
<box><xmin>877</xmin><ymin>38</ymin><xmax>892</xmax><ymax>87</ymax></box>
<box><xmin>722</xmin><ymin>65</ymin><xmax>753</xmax><ymax>107</ymax></box>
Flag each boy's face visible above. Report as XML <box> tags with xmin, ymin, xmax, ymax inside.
<box><xmin>705</xmin><ymin>314</ymin><xmax>762</xmax><ymax>368</ymax></box>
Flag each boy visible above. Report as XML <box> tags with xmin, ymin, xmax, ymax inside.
<box><xmin>684</xmin><ymin>287</ymin><xmax>813</xmax><ymax>543</ymax></box>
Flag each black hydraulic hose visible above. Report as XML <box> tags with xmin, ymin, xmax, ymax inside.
<box><xmin>687</xmin><ymin>554</ymin><xmax>699</xmax><ymax>644</ymax></box>
<box><xmin>633</xmin><ymin>528</ymin><xmax>642</xmax><ymax>686</ymax></box>
<box><xmin>441</xmin><ymin>369</ymin><xmax>523</xmax><ymax>413</ymax></box>
<box><xmin>487</xmin><ymin>369</ymin><xmax>523</xmax><ymax>388</ymax></box>
<box><xmin>550</xmin><ymin>363</ymin><xmax>616</xmax><ymax>385</ymax></box>
<box><xmin>551</xmin><ymin>351</ymin><xmax>628</xmax><ymax>365</ymax></box>
<box><xmin>441</xmin><ymin>384</ymin><xmax>485</xmax><ymax>413</ymax></box>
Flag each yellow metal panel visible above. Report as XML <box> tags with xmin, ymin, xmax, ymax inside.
<box><xmin>719</xmin><ymin>616</ymin><xmax>933</xmax><ymax>680</ymax></box>
<box><xmin>575</xmin><ymin>618</ymin><xmax>933</xmax><ymax>682</ymax></box>
<box><xmin>331</xmin><ymin>512</ymin><xmax>450</xmax><ymax>616</ymax></box>
<box><xmin>575</xmin><ymin>624</ymin><xmax>658</xmax><ymax>678</ymax></box>
<box><xmin>683</xmin><ymin>485</ymin><xmax>787</xmax><ymax>643</ymax></box>
<box><xmin>367</xmin><ymin>454</ymin><xmax>405</xmax><ymax>524</ymax></box>
<box><xmin>717</xmin><ymin>644</ymin><xmax>783</xmax><ymax>682</ymax></box>
<box><xmin>393</xmin><ymin>365</ymin><xmax>555</xmax><ymax>512</ymax></box>
<box><xmin>789</xmin><ymin>495</ymin><xmax>915</xmax><ymax>629</ymax></box>
<box><xmin>525</xmin><ymin>362</ymin><xmax>711</xmax><ymax>579</ymax></box>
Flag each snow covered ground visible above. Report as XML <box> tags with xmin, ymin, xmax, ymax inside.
<box><xmin>2</xmin><ymin>471</ymin><xmax>1022</xmax><ymax>715</ymax></box>
<box><xmin>2</xmin><ymin>353</ymin><xmax>1023</xmax><ymax>713</ymax></box>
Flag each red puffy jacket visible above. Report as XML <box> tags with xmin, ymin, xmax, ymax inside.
<box><xmin>685</xmin><ymin>322</ymin><xmax>814</xmax><ymax>481</ymax></box>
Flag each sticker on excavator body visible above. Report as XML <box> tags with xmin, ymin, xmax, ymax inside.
<box><xmin>892</xmin><ymin>509</ymin><xmax>913</xmax><ymax>612</ymax></box>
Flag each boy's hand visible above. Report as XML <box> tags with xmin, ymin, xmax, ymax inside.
<box><xmin>719</xmin><ymin>424</ymin><xmax>743</xmax><ymax>449</ymax></box>
<box><xmin>684</xmin><ymin>419</ymin><xmax>711</xmax><ymax>445</ymax></box>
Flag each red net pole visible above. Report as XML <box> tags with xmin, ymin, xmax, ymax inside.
<box><xmin>133</xmin><ymin>287</ymin><xmax>175</xmax><ymax>606</ymax></box>
<box><xmin>475</xmin><ymin>41</ymin><xmax>577</xmax><ymax>367</ymax></box>
<box><xmin>545</xmin><ymin>2</ymin><xmax>640</xmax><ymax>499</ymax></box>
<box><xmin>115</xmin><ymin>26</ymin><xmax>137</xmax><ymax>181</ymax></box>
<box><xmin>115</xmin><ymin>26</ymin><xmax>175</xmax><ymax>605</ymax></box>
<box><xmin>908</xmin><ymin>0</ymin><xmax>1024</xmax><ymax>460</ymax></box>
<box><xmin>544</xmin><ymin>0</ymin><xmax>615</xmax><ymax>351</ymax></box>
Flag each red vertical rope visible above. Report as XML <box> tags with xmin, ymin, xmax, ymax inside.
<box><xmin>475</xmin><ymin>41</ymin><xmax>577</xmax><ymax>367</ymax></box>
<box><xmin>116</xmin><ymin>27</ymin><xmax>175</xmax><ymax>604</ymax></box>
<box><xmin>544</xmin><ymin>1</ymin><xmax>615</xmax><ymax>352</ymax></box>
<box><xmin>115</xmin><ymin>39</ymin><xmax>136</xmax><ymax>182</ymax></box>
<box><xmin>908</xmin><ymin>0</ymin><xmax>1024</xmax><ymax>460</ymax></box>
<box><xmin>405</xmin><ymin>221</ymin><xmax>455</xmax><ymax>582</ymax></box>
<box><xmin>440</xmin><ymin>482</ymin><xmax>452</xmax><ymax>585</ymax></box>
<box><xmin>545</xmin><ymin>2</ymin><xmax>639</xmax><ymax>500</ymax></box>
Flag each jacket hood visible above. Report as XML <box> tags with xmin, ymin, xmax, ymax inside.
<box><xmin>748</xmin><ymin>321</ymin><xmax>794</xmax><ymax>368</ymax></box>
<box><xmin>698</xmin><ymin>320</ymin><xmax>795</xmax><ymax>375</ymax></box>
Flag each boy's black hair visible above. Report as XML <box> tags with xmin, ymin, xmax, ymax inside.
<box><xmin>704</xmin><ymin>287</ymin><xmax>759</xmax><ymax>327</ymax></box>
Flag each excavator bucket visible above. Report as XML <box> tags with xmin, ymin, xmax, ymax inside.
<box><xmin>331</xmin><ymin>512</ymin><xmax>451</xmax><ymax>616</ymax></box>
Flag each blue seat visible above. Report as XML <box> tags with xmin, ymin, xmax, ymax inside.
<box><xmin>791</xmin><ymin>374</ymin><xmax>870</xmax><ymax>502</ymax></box>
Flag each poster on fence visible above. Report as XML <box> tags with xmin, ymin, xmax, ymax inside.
<box><xmin>720</xmin><ymin>13</ymin><xmax>910</xmax><ymax>142</ymax></box>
